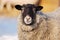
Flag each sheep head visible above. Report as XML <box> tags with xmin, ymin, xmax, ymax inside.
<box><xmin>15</xmin><ymin>4</ymin><xmax>43</xmax><ymax>32</ymax></box>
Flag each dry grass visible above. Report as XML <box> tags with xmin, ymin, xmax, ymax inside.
<box><xmin>0</xmin><ymin>0</ymin><xmax>39</xmax><ymax>17</ymax></box>
<box><xmin>0</xmin><ymin>0</ymin><xmax>59</xmax><ymax>17</ymax></box>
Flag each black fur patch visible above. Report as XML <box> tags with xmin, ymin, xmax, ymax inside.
<box><xmin>22</xmin><ymin>4</ymin><xmax>36</xmax><ymax>25</ymax></box>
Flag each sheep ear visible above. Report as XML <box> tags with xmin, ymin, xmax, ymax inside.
<box><xmin>36</xmin><ymin>6</ymin><xmax>43</xmax><ymax>11</ymax></box>
<box><xmin>15</xmin><ymin>5</ymin><xmax>22</xmax><ymax>10</ymax></box>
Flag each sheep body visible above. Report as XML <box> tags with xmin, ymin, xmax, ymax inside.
<box><xmin>17</xmin><ymin>7</ymin><xmax>60</xmax><ymax>40</ymax></box>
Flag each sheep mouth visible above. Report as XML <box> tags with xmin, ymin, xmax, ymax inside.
<box><xmin>21</xmin><ymin>28</ymin><xmax>35</xmax><ymax>32</ymax></box>
<box><xmin>21</xmin><ymin>24</ymin><xmax>38</xmax><ymax>32</ymax></box>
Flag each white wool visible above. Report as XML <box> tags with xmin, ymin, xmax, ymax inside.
<box><xmin>18</xmin><ymin>7</ymin><xmax>60</xmax><ymax>40</ymax></box>
<box><xmin>46</xmin><ymin>7</ymin><xmax>60</xmax><ymax>20</ymax></box>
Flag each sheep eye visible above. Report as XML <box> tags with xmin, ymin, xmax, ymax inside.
<box><xmin>21</xmin><ymin>8</ymin><xmax>24</xmax><ymax>12</ymax></box>
<box><xmin>33</xmin><ymin>8</ymin><xmax>36</xmax><ymax>13</ymax></box>
<box><xmin>22</xmin><ymin>8</ymin><xmax>24</xmax><ymax>10</ymax></box>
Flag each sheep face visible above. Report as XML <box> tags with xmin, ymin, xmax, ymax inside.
<box><xmin>15</xmin><ymin>4</ymin><xmax>43</xmax><ymax>31</ymax></box>
<box><xmin>15</xmin><ymin>4</ymin><xmax>43</xmax><ymax>25</ymax></box>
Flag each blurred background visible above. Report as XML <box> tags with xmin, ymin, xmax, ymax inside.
<box><xmin>0</xmin><ymin>0</ymin><xmax>60</xmax><ymax>40</ymax></box>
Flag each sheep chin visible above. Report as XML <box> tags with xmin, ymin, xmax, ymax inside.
<box><xmin>21</xmin><ymin>24</ymin><xmax>38</xmax><ymax>32</ymax></box>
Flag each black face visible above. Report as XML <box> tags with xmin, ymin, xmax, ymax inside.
<box><xmin>22</xmin><ymin>5</ymin><xmax>36</xmax><ymax>25</ymax></box>
<box><xmin>15</xmin><ymin>4</ymin><xmax>43</xmax><ymax>25</ymax></box>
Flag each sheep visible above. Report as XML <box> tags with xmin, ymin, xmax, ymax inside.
<box><xmin>15</xmin><ymin>4</ymin><xmax>60</xmax><ymax>40</ymax></box>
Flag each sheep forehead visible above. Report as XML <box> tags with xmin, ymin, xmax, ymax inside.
<box><xmin>23</xmin><ymin>4</ymin><xmax>35</xmax><ymax>8</ymax></box>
